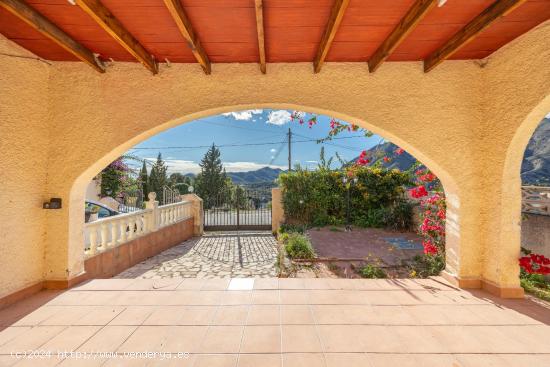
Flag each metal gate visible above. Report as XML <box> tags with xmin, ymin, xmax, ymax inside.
<box><xmin>204</xmin><ymin>185</ymin><xmax>272</xmax><ymax>231</ymax></box>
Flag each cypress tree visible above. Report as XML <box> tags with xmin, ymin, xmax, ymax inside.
<box><xmin>139</xmin><ymin>160</ymin><xmax>149</xmax><ymax>198</ymax></box>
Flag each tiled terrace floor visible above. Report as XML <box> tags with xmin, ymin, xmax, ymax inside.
<box><xmin>1</xmin><ymin>277</ymin><xmax>549</xmax><ymax>366</ymax></box>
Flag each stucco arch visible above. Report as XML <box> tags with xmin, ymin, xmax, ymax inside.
<box><xmin>493</xmin><ymin>96</ymin><xmax>550</xmax><ymax>287</ymax></box>
<box><xmin>68</xmin><ymin>103</ymin><xmax>461</xmax><ymax>281</ymax></box>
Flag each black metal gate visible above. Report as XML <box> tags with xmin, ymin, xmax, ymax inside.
<box><xmin>203</xmin><ymin>185</ymin><xmax>272</xmax><ymax>231</ymax></box>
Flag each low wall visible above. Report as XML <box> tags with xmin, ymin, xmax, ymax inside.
<box><xmin>522</xmin><ymin>213</ymin><xmax>550</xmax><ymax>259</ymax></box>
<box><xmin>84</xmin><ymin>217</ymin><xmax>194</xmax><ymax>279</ymax></box>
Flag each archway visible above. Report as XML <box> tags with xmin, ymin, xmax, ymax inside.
<box><xmin>499</xmin><ymin>96</ymin><xmax>550</xmax><ymax>296</ymax></box>
<box><xmin>66</xmin><ymin>105</ymin><xmax>461</xmax><ymax>284</ymax></box>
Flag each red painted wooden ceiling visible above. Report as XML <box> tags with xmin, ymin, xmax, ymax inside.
<box><xmin>0</xmin><ymin>0</ymin><xmax>549</xmax><ymax>64</ymax></box>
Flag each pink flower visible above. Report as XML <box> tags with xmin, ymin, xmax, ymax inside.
<box><xmin>395</xmin><ymin>148</ymin><xmax>404</xmax><ymax>155</ymax></box>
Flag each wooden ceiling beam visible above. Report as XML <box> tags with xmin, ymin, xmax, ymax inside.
<box><xmin>254</xmin><ymin>0</ymin><xmax>266</xmax><ymax>74</ymax></box>
<box><xmin>75</xmin><ymin>0</ymin><xmax>158</xmax><ymax>74</ymax></box>
<box><xmin>368</xmin><ymin>0</ymin><xmax>438</xmax><ymax>73</ymax></box>
<box><xmin>313</xmin><ymin>0</ymin><xmax>350</xmax><ymax>73</ymax></box>
<box><xmin>424</xmin><ymin>0</ymin><xmax>527</xmax><ymax>72</ymax></box>
<box><xmin>163</xmin><ymin>0</ymin><xmax>211</xmax><ymax>75</ymax></box>
<box><xmin>0</xmin><ymin>0</ymin><xmax>105</xmax><ymax>73</ymax></box>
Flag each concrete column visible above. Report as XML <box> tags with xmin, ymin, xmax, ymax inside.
<box><xmin>182</xmin><ymin>194</ymin><xmax>204</xmax><ymax>236</ymax></box>
<box><xmin>145</xmin><ymin>192</ymin><xmax>159</xmax><ymax>231</ymax></box>
<box><xmin>271</xmin><ymin>188</ymin><xmax>284</xmax><ymax>233</ymax></box>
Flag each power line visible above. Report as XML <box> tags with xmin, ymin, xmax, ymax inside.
<box><xmin>130</xmin><ymin>135</ymin><xmax>366</xmax><ymax>151</ymax></box>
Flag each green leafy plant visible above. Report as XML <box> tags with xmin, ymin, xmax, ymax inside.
<box><xmin>284</xmin><ymin>233</ymin><xmax>315</xmax><ymax>259</ymax></box>
<box><xmin>409</xmin><ymin>254</ymin><xmax>445</xmax><ymax>278</ymax></box>
<box><xmin>360</xmin><ymin>264</ymin><xmax>387</xmax><ymax>278</ymax></box>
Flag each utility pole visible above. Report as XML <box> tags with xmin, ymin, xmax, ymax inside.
<box><xmin>287</xmin><ymin>127</ymin><xmax>292</xmax><ymax>171</ymax></box>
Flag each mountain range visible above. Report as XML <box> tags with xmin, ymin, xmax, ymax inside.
<box><xmin>184</xmin><ymin>118</ymin><xmax>549</xmax><ymax>186</ymax></box>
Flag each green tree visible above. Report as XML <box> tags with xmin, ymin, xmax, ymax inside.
<box><xmin>149</xmin><ymin>153</ymin><xmax>168</xmax><ymax>202</ymax></box>
<box><xmin>139</xmin><ymin>161</ymin><xmax>149</xmax><ymax>198</ymax></box>
<box><xmin>169</xmin><ymin>172</ymin><xmax>194</xmax><ymax>194</ymax></box>
<box><xmin>196</xmin><ymin>144</ymin><xmax>228</xmax><ymax>207</ymax></box>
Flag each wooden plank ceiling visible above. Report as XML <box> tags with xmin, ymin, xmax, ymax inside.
<box><xmin>0</xmin><ymin>0</ymin><xmax>548</xmax><ymax>74</ymax></box>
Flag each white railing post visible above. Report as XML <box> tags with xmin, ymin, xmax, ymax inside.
<box><xmin>146</xmin><ymin>192</ymin><xmax>159</xmax><ymax>231</ymax></box>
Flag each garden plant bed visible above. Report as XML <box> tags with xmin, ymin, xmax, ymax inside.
<box><xmin>282</xmin><ymin>226</ymin><xmax>425</xmax><ymax>278</ymax></box>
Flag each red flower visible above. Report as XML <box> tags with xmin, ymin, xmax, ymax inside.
<box><xmin>519</xmin><ymin>253</ymin><xmax>550</xmax><ymax>274</ymax></box>
<box><xmin>422</xmin><ymin>240</ymin><xmax>438</xmax><ymax>255</ymax></box>
<box><xmin>394</xmin><ymin>148</ymin><xmax>404</xmax><ymax>155</ymax></box>
<box><xmin>410</xmin><ymin>186</ymin><xmax>428</xmax><ymax>198</ymax></box>
<box><xmin>415</xmin><ymin>169</ymin><xmax>425</xmax><ymax>176</ymax></box>
<box><xmin>383</xmin><ymin>156</ymin><xmax>391</xmax><ymax>163</ymax></box>
<box><xmin>419</xmin><ymin>173</ymin><xmax>436</xmax><ymax>182</ymax></box>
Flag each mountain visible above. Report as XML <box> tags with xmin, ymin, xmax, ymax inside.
<box><xmin>226</xmin><ymin>167</ymin><xmax>284</xmax><ymax>185</ymax></box>
<box><xmin>522</xmin><ymin>118</ymin><xmax>550</xmax><ymax>186</ymax></box>
<box><xmin>349</xmin><ymin>118</ymin><xmax>550</xmax><ymax>186</ymax></box>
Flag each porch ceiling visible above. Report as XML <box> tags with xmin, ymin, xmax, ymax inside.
<box><xmin>0</xmin><ymin>0</ymin><xmax>549</xmax><ymax>74</ymax></box>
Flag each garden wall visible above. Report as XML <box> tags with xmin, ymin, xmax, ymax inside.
<box><xmin>84</xmin><ymin>217</ymin><xmax>194</xmax><ymax>279</ymax></box>
<box><xmin>522</xmin><ymin>214</ymin><xmax>550</xmax><ymax>260</ymax></box>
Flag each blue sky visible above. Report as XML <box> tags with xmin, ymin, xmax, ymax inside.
<box><xmin>127</xmin><ymin>109</ymin><xmax>385</xmax><ymax>174</ymax></box>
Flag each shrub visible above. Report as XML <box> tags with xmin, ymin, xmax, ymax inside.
<box><xmin>284</xmin><ymin>233</ymin><xmax>315</xmax><ymax>259</ymax></box>
<box><xmin>384</xmin><ymin>199</ymin><xmax>414</xmax><ymax>231</ymax></box>
<box><xmin>360</xmin><ymin>264</ymin><xmax>387</xmax><ymax>278</ymax></box>
<box><xmin>278</xmin><ymin>166</ymin><xmax>412</xmax><ymax>227</ymax></box>
<box><xmin>279</xmin><ymin>223</ymin><xmax>305</xmax><ymax>234</ymax></box>
<box><xmin>409</xmin><ymin>254</ymin><xmax>445</xmax><ymax>278</ymax></box>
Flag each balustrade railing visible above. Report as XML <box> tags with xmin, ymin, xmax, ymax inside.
<box><xmin>522</xmin><ymin>186</ymin><xmax>550</xmax><ymax>216</ymax></box>
<box><xmin>84</xmin><ymin>200</ymin><xmax>192</xmax><ymax>258</ymax></box>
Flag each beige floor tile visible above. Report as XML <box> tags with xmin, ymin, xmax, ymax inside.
<box><xmin>75</xmin><ymin>306</ymin><xmax>126</xmax><ymax>326</ymax></box>
<box><xmin>41</xmin><ymin>325</ymin><xmax>101</xmax><ymax>351</ymax></box>
<box><xmin>240</xmin><ymin>325</ymin><xmax>281</xmax><ymax>353</ymax></box>
<box><xmin>302</xmin><ymin>278</ymin><xmax>333</xmax><ymax>290</ymax></box>
<box><xmin>278</xmin><ymin>278</ymin><xmax>305</xmax><ymax>290</ymax></box>
<box><xmin>161</xmin><ymin>326</ymin><xmax>208</xmax><ymax>353</ymax></box>
<box><xmin>453</xmin><ymin>353</ymin><xmax>507</xmax><ymax>367</ymax></box>
<box><xmin>247</xmin><ymin>305</ymin><xmax>280</xmax><ymax>325</ymax></box>
<box><xmin>498</xmin><ymin>353</ymin><xmax>550</xmax><ymax>367</ymax></box>
<box><xmin>282</xmin><ymin>325</ymin><xmax>322</xmax><ymax>353</ymax></box>
<box><xmin>201</xmin><ymin>279</ymin><xmax>230</xmax><ymax>291</ymax></box>
<box><xmin>371</xmin><ymin>305</ymin><xmax>416</xmax><ymax>325</ymax></box>
<box><xmin>0</xmin><ymin>326</ymin><xmax>65</xmax><ymax>353</ymax></box>
<box><xmin>176</xmin><ymin>279</ymin><xmax>206</xmax><ymax>290</ymax></box>
<box><xmin>367</xmin><ymin>353</ymin><xmax>419</xmax><ymax>367</ymax></box>
<box><xmin>0</xmin><ymin>326</ymin><xmax>32</xmax><ymax>347</ymax></box>
<box><xmin>124</xmin><ymin>279</ymin><xmax>183</xmax><ymax>291</ymax></box>
<box><xmin>143</xmin><ymin>306</ymin><xmax>214</xmax><ymax>325</ymax></box>
<box><xmin>282</xmin><ymin>353</ymin><xmax>325</xmax><ymax>367</ymax></box>
<box><xmin>193</xmin><ymin>354</ymin><xmax>238</xmax><ymax>367</ymax></box>
<box><xmin>280</xmin><ymin>305</ymin><xmax>314</xmax><ymax>324</ymax></box>
<box><xmin>253</xmin><ymin>278</ymin><xmax>279</xmax><ymax>290</ymax></box>
<box><xmin>311</xmin><ymin>305</ymin><xmax>375</xmax><ymax>324</ymax></box>
<box><xmin>117</xmin><ymin>326</ymin><xmax>168</xmax><ymax>353</ymax></box>
<box><xmin>57</xmin><ymin>357</ymin><xmax>108</xmax><ymax>367</ymax></box>
<box><xmin>11</xmin><ymin>307</ymin><xmax>63</xmax><ymax>327</ymax></box>
<box><xmin>13</xmin><ymin>356</ymin><xmax>62</xmax><ymax>367</ymax></box>
<box><xmin>78</xmin><ymin>326</ymin><xmax>137</xmax><ymax>353</ymax></box>
<box><xmin>73</xmin><ymin>279</ymin><xmax>137</xmax><ymax>291</ymax></box>
<box><xmin>212</xmin><ymin>305</ymin><xmax>249</xmax><ymax>325</ymax></box>
<box><xmin>316</xmin><ymin>325</ymin><xmax>366</xmax><ymax>353</ymax></box>
<box><xmin>199</xmin><ymin>326</ymin><xmax>243</xmax><ymax>353</ymax></box>
<box><xmin>221</xmin><ymin>291</ymin><xmax>252</xmax><ymax>305</ymax></box>
<box><xmin>0</xmin><ymin>355</ymin><xmax>18</xmax><ymax>367</ymax></box>
<box><xmin>237</xmin><ymin>353</ymin><xmax>281</xmax><ymax>367</ymax></box>
<box><xmin>108</xmin><ymin>306</ymin><xmax>154</xmax><ymax>326</ymax></box>
<box><xmin>394</xmin><ymin>325</ymin><xmax>447</xmax><ymax>353</ymax></box>
<box><xmin>251</xmin><ymin>290</ymin><xmax>279</xmax><ymax>304</ymax></box>
<box><xmin>308</xmin><ymin>290</ymin><xmax>366</xmax><ymax>305</ymax></box>
<box><xmin>324</xmin><ymin>353</ymin><xmax>371</xmax><ymax>367</ymax></box>
<box><xmin>279</xmin><ymin>290</ymin><xmax>309</xmax><ymax>304</ymax></box>
<box><xmin>40</xmin><ymin>306</ymin><xmax>96</xmax><ymax>325</ymax></box>
<box><xmin>360</xmin><ymin>326</ymin><xmax>405</xmax><ymax>353</ymax></box>
<box><xmin>180</xmin><ymin>291</ymin><xmax>223</xmax><ymax>306</ymax></box>
<box><xmin>362</xmin><ymin>291</ymin><xmax>398</xmax><ymax>305</ymax></box>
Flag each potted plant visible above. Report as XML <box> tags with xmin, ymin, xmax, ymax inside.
<box><xmin>86</xmin><ymin>205</ymin><xmax>100</xmax><ymax>222</ymax></box>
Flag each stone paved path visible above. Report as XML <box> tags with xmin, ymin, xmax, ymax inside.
<box><xmin>116</xmin><ymin>231</ymin><xmax>278</xmax><ymax>279</ymax></box>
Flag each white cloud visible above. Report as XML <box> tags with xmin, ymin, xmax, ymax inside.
<box><xmin>305</xmin><ymin>160</ymin><xmax>318</xmax><ymax>164</ymax></box>
<box><xmin>144</xmin><ymin>158</ymin><xmax>285</xmax><ymax>175</ymax></box>
<box><xmin>267</xmin><ymin>110</ymin><xmax>292</xmax><ymax>125</ymax></box>
<box><xmin>270</xmin><ymin>148</ymin><xmax>277</xmax><ymax>153</ymax></box>
<box><xmin>545</xmin><ymin>112</ymin><xmax>550</xmax><ymax>119</ymax></box>
<box><xmin>222</xmin><ymin>109</ymin><xmax>262</xmax><ymax>121</ymax></box>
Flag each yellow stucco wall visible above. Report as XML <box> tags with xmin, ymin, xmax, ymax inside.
<box><xmin>0</xmin><ymin>38</ymin><xmax>50</xmax><ymax>297</ymax></box>
<box><xmin>0</xmin><ymin>20</ymin><xmax>548</xmax><ymax>297</ymax></box>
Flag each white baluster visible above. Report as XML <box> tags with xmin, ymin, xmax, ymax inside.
<box><xmin>89</xmin><ymin>227</ymin><xmax>98</xmax><ymax>256</ymax></box>
<box><xmin>99</xmin><ymin>223</ymin><xmax>108</xmax><ymax>251</ymax></box>
<box><xmin>127</xmin><ymin>218</ymin><xmax>135</xmax><ymax>240</ymax></box>
<box><xmin>109</xmin><ymin>220</ymin><xmax>118</xmax><ymax>247</ymax></box>
<box><xmin>119</xmin><ymin>218</ymin><xmax>127</xmax><ymax>244</ymax></box>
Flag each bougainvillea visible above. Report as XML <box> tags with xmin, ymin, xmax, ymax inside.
<box><xmin>290</xmin><ymin>110</ymin><xmax>447</xmax><ymax>259</ymax></box>
<box><xmin>519</xmin><ymin>253</ymin><xmax>550</xmax><ymax>275</ymax></box>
